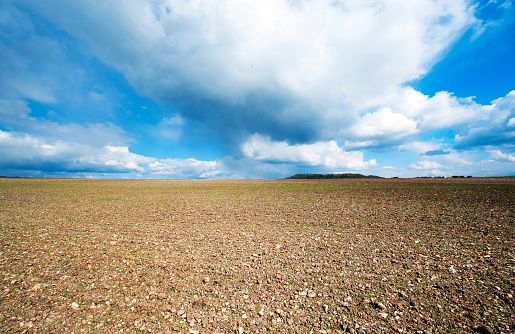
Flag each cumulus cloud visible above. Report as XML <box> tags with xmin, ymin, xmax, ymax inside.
<box><xmin>0</xmin><ymin>130</ymin><xmax>227</xmax><ymax>178</ymax></box>
<box><xmin>382</xmin><ymin>166</ymin><xmax>396</xmax><ymax>170</ymax></box>
<box><xmin>451</xmin><ymin>91</ymin><xmax>515</xmax><ymax>150</ymax></box>
<box><xmin>0</xmin><ymin>130</ymin><xmax>153</xmax><ymax>173</ymax></box>
<box><xmin>148</xmin><ymin>158</ymin><xmax>224</xmax><ymax>178</ymax></box>
<box><xmin>382</xmin><ymin>89</ymin><xmax>514</xmax><ymax>151</ymax></box>
<box><xmin>489</xmin><ymin>150</ymin><xmax>515</xmax><ymax>162</ymax></box>
<box><xmin>241</xmin><ymin>134</ymin><xmax>377</xmax><ymax>169</ymax></box>
<box><xmin>16</xmin><ymin>0</ymin><xmax>478</xmax><ymax>142</ymax></box>
<box><xmin>348</xmin><ymin>107</ymin><xmax>418</xmax><ymax>142</ymax></box>
<box><xmin>491</xmin><ymin>90</ymin><xmax>515</xmax><ymax>115</ymax></box>
<box><xmin>409</xmin><ymin>160</ymin><xmax>444</xmax><ymax>170</ymax></box>
<box><xmin>400</xmin><ymin>141</ymin><xmax>443</xmax><ymax>155</ymax></box>
<box><xmin>392</xmin><ymin>88</ymin><xmax>492</xmax><ymax>129</ymax></box>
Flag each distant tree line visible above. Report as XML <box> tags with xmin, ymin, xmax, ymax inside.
<box><xmin>285</xmin><ymin>173</ymin><xmax>381</xmax><ymax>179</ymax></box>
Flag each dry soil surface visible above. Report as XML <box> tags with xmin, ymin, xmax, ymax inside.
<box><xmin>0</xmin><ymin>178</ymin><xmax>514</xmax><ymax>333</ymax></box>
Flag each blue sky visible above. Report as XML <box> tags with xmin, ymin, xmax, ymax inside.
<box><xmin>0</xmin><ymin>0</ymin><xmax>514</xmax><ymax>179</ymax></box>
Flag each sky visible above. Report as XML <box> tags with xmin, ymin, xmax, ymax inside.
<box><xmin>0</xmin><ymin>0</ymin><xmax>514</xmax><ymax>179</ymax></box>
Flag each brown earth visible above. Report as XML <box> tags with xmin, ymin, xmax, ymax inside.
<box><xmin>0</xmin><ymin>177</ymin><xmax>513</xmax><ymax>334</ymax></box>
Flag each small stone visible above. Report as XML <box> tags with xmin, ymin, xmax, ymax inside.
<box><xmin>308</xmin><ymin>291</ymin><xmax>316</xmax><ymax>298</ymax></box>
<box><xmin>238</xmin><ymin>326</ymin><xmax>244</xmax><ymax>333</ymax></box>
<box><xmin>323</xmin><ymin>304</ymin><xmax>328</xmax><ymax>312</ymax></box>
<box><xmin>31</xmin><ymin>283</ymin><xmax>41</xmax><ymax>291</ymax></box>
<box><xmin>376</xmin><ymin>302</ymin><xmax>387</xmax><ymax>310</ymax></box>
<box><xmin>378</xmin><ymin>312</ymin><xmax>388</xmax><ymax>319</ymax></box>
<box><xmin>342</xmin><ymin>302</ymin><xmax>350</xmax><ymax>308</ymax></box>
<box><xmin>242</xmin><ymin>314</ymin><xmax>248</xmax><ymax>319</ymax></box>
<box><xmin>189</xmin><ymin>330</ymin><xmax>199</xmax><ymax>334</ymax></box>
<box><xmin>299</xmin><ymin>291</ymin><xmax>307</xmax><ymax>296</ymax></box>
<box><xmin>71</xmin><ymin>302</ymin><xmax>79</xmax><ymax>309</ymax></box>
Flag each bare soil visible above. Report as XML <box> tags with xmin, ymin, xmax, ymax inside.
<box><xmin>0</xmin><ymin>178</ymin><xmax>514</xmax><ymax>333</ymax></box>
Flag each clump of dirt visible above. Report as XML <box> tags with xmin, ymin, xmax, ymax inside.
<box><xmin>0</xmin><ymin>177</ymin><xmax>513</xmax><ymax>333</ymax></box>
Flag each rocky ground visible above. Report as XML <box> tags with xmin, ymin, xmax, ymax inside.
<box><xmin>0</xmin><ymin>177</ymin><xmax>514</xmax><ymax>333</ymax></box>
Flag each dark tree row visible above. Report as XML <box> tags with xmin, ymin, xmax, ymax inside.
<box><xmin>285</xmin><ymin>173</ymin><xmax>381</xmax><ymax>179</ymax></box>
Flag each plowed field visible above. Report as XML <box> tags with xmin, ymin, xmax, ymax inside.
<box><xmin>1</xmin><ymin>178</ymin><xmax>514</xmax><ymax>333</ymax></box>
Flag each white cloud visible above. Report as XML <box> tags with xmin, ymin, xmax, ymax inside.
<box><xmin>349</xmin><ymin>107</ymin><xmax>418</xmax><ymax>140</ymax></box>
<box><xmin>241</xmin><ymin>134</ymin><xmax>377</xmax><ymax>169</ymax></box>
<box><xmin>436</xmin><ymin>151</ymin><xmax>474</xmax><ymax>166</ymax></box>
<box><xmin>409</xmin><ymin>160</ymin><xmax>443</xmax><ymax>170</ymax></box>
<box><xmin>104</xmin><ymin>146</ymin><xmax>130</xmax><ymax>154</ymax></box>
<box><xmin>491</xmin><ymin>90</ymin><xmax>515</xmax><ymax>113</ymax></box>
<box><xmin>406</xmin><ymin>151</ymin><xmax>475</xmax><ymax>176</ymax></box>
<box><xmin>499</xmin><ymin>1</ymin><xmax>512</xmax><ymax>9</ymax></box>
<box><xmin>393</xmin><ymin>88</ymin><xmax>492</xmax><ymax>129</ymax></box>
<box><xmin>451</xmin><ymin>90</ymin><xmax>515</xmax><ymax>150</ymax></box>
<box><xmin>148</xmin><ymin>158</ymin><xmax>224</xmax><ymax>178</ymax></box>
<box><xmin>10</xmin><ymin>131</ymin><xmax>151</xmax><ymax>172</ymax></box>
<box><xmin>342</xmin><ymin>140</ymin><xmax>375</xmax><ymax>150</ymax></box>
<box><xmin>0</xmin><ymin>129</ymin><xmax>231</xmax><ymax>178</ymax></box>
<box><xmin>384</xmin><ymin>89</ymin><xmax>515</xmax><ymax>151</ymax></box>
<box><xmin>489</xmin><ymin>150</ymin><xmax>515</xmax><ymax>162</ymax></box>
<box><xmin>400</xmin><ymin>141</ymin><xmax>442</xmax><ymax>154</ymax></box>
